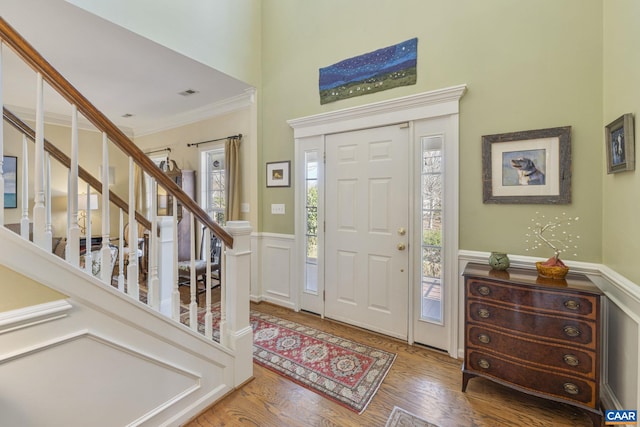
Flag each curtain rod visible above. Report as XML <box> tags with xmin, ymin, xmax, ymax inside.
<box><xmin>144</xmin><ymin>147</ymin><xmax>171</xmax><ymax>155</ymax></box>
<box><xmin>187</xmin><ymin>133</ymin><xmax>242</xmax><ymax>148</ymax></box>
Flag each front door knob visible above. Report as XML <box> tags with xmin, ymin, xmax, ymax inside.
<box><xmin>398</xmin><ymin>227</ymin><xmax>406</xmax><ymax>236</ymax></box>
<box><xmin>397</xmin><ymin>243</ymin><xmax>406</xmax><ymax>251</ymax></box>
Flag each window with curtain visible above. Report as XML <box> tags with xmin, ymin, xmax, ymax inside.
<box><xmin>200</xmin><ymin>147</ymin><xmax>226</xmax><ymax>224</ymax></box>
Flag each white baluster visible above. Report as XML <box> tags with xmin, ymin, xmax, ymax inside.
<box><xmin>219</xmin><ymin>241</ymin><xmax>226</xmax><ymax>346</ymax></box>
<box><xmin>204</xmin><ymin>226</ymin><xmax>213</xmax><ymax>340</ymax></box>
<box><xmin>33</xmin><ymin>73</ymin><xmax>47</xmax><ymax>249</ymax></box>
<box><xmin>148</xmin><ymin>177</ymin><xmax>160</xmax><ymax>310</ymax></box>
<box><xmin>20</xmin><ymin>135</ymin><xmax>29</xmax><ymax>240</ymax></box>
<box><xmin>171</xmin><ymin>195</ymin><xmax>180</xmax><ymax>321</ymax></box>
<box><xmin>84</xmin><ymin>184</ymin><xmax>92</xmax><ymax>275</ymax></box>
<box><xmin>67</xmin><ymin>104</ymin><xmax>80</xmax><ymax>267</ymax></box>
<box><xmin>44</xmin><ymin>154</ymin><xmax>52</xmax><ymax>251</ymax></box>
<box><xmin>189</xmin><ymin>214</ymin><xmax>197</xmax><ymax>331</ymax></box>
<box><xmin>127</xmin><ymin>157</ymin><xmax>139</xmax><ymax>299</ymax></box>
<box><xmin>100</xmin><ymin>132</ymin><xmax>112</xmax><ymax>285</ymax></box>
<box><xmin>117</xmin><ymin>208</ymin><xmax>125</xmax><ymax>292</ymax></box>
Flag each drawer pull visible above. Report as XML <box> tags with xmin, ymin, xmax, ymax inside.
<box><xmin>563</xmin><ymin>383</ymin><xmax>580</xmax><ymax>395</ymax></box>
<box><xmin>477</xmin><ymin>286</ymin><xmax>491</xmax><ymax>296</ymax></box>
<box><xmin>563</xmin><ymin>354</ymin><xmax>580</xmax><ymax>367</ymax></box>
<box><xmin>564</xmin><ymin>300</ymin><xmax>580</xmax><ymax>310</ymax></box>
<box><xmin>563</xmin><ymin>325</ymin><xmax>581</xmax><ymax>337</ymax></box>
<box><xmin>478</xmin><ymin>308</ymin><xmax>491</xmax><ymax>319</ymax></box>
<box><xmin>478</xmin><ymin>359</ymin><xmax>490</xmax><ymax>369</ymax></box>
<box><xmin>478</xmin><ymin>334</ymin><xmax>491</xmax><ymax>344</ymax></box>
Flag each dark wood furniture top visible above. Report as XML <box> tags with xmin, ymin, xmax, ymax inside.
<box><xmin>462</xmin><ymin>262</ymin><xmax>603</xmax><ymax>427</ymax></box>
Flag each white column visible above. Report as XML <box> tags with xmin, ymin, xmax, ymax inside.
<box><xmin>157</xmin><ymin>216</ymin><xmax>176</xmax><ymax>318</ymax></box>
<box><xmin>189</xmin><ymin>214</ymin><xmax>197</xmax><ymax>331</ymax></box>
<box><xmin>171</xmin><ymin>196</ymin><xmax>180</xmax><ymax>321</ymax></box>
<box><xmin>33</xmin><ymin>74</ymin><xmax>47</xmax><ymax>249</ymax></box>
<box><xmin>221</xmin><ymin>220</ymin><xmax>253</xmax><ymax>387</ymax></box>
<box><xmin>204</xmin><ymin>226</ymin><xmax>213</xmax><ymax>340</ymax></box>
<box><xmin>100</xmin><ymin>132</ymin><xmax>112</xmax><ymax>285</ymax></box>
<box><xmin>20</xmin><ymin>135</ymin><xmax>29</xmax><ymax>240</ymax></box>
<box><xmin>66</xmin><ymin>104</ymin><xmax>80</xmax><ymax>266</ymax></box>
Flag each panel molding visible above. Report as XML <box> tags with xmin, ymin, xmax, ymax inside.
<box><xmin>0</xmin><ymin>299</ymin><xmax>72</xmax><ymax>335</ymax></box>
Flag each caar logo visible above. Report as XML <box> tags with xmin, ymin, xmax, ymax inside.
<box><xmin>605</xmin><ymin>410</ymin><xmax>637</xmax><ymax>425</ymax></box>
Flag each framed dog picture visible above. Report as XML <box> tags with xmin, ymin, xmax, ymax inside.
<box><xmin>605</xmin><ymin>113</ymin><xmax>635</xmax><ymax>174</ymax></box>
<box><xmin>482</xmin><ymin>126</ymin><xmax>571</xmax><ymax>204</ymax></box>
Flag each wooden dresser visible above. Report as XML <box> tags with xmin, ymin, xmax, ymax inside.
<box><xmin>462</xmin><ymin>262</ymin><xmax>603</xmax><ymax>427</ymax></box>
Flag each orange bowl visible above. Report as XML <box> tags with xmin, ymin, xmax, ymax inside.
<box><xmin>536</xmin><ymin>261</ymin><xmax>569</xmax><ymax>280</ymax></box>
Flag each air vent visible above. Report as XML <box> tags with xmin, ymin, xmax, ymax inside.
<box><xmin>178</xmin><ymin>89</ymin><xmax>199</xmax><ymax>97</ymax></box>
<box><xmin>121</xmin><ymin>113</ymin><xmax>134</xmax><ymax>118</ymax></box>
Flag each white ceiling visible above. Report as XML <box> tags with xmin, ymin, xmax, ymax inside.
<box><xmin>0</xmin><ymin>0</ymin><xmax>251</xmax><ymax>136</ymax></box>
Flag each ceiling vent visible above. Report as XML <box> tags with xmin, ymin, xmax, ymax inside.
<box><xmin>178</xmin><ymin>89</ymin><xmax>199</xmax><ymax>97</ymax></box>
<box><xmin>121</xmin><ymin>113</ymin><xmax>134</xmax><ymax>118</ymax></box>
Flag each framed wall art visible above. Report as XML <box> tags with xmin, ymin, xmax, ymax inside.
<box><xmin>266</xmin><ymin>161</ymin><xmax>291</xmax><ymax>188</ymax></box>
<box><xmin>482</xmin><ymin>126</ymin><xmax>571</xmax><ymax>204</ymax></box>
<box><xmin>3</xmin><ymin>155</ymin><xmax>17</xmax><ymax>209</ymax></box>
<box><xmin>605</xmin><ymin>113</ymin><xmax>635</xmax><ymax>174</ymax></box>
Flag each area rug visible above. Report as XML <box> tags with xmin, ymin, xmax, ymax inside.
<box><xmin>183</xmin><ymin>303</ymin><xmax>397</xmax><ymax>414</ymax></box>
<box><xmin>385</xmin><ymin>406</ymin><xmax>439</xmax><ymax>427</ymax></box>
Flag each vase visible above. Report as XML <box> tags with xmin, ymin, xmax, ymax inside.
<box><xmin>536</xmin><ymin>262</ymin><xmax>569</xmax><ymax>280</ymax></box>
<box><xmin>488</xmin><ymin>252</ymin><xmax>510</xmax><ymax>271</ymax></box>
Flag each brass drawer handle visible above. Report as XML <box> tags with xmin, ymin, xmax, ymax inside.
<box><xmin>563</xmin><ymin>325</ymin><xmax>581</xmax><ymax>337</ymax></box>
<box><xmin>478</xmin><ymin>334</ymin><xmax>491</xmax><ymax>344</ymax></box>
<box><xmin>477</xmin><ymin>286</ymin><xmax>491</xmax><ymax>296</ymax></box>
<box><xmin>564</xmin><ymin>300</ymin><xmax>580</xmax><ymax>310</ymax></box>
<box><xmin>478</xmin><ymin>308</ymin><xmax>490</xmax><ymax>319</ymax></box>
<box><xmin>478</xmin><ymin>359</ymin><xmax>490</xmax><ymax>369</ymax></box>
<box><xmin>563</xmin><ymin>382</ymin><xmax>580</xmax><ymax>395</ymax></box>
<box><xmin>563</xmin><ymin>354</ymin><xmax>580</xmax><ymax>367</ymax></box>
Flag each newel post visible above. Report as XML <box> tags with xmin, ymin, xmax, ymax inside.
<box><xmin>222</xmin><ymin>220</ymin><xmax>253</xmax><ymax>387</ymax></box>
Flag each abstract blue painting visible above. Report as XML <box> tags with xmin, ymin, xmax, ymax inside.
<box><xmin>319</xmin><ymin>38</ymin><xmax>417</xmax><ymax>104</ymax></box>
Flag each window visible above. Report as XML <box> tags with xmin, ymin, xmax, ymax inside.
<box><xmin>421</xmin><ymin>136</ymin><xmax>443</xmax><ymax>323</ymax></box>
<box><xmin>200</xmin><ymin>148</ymin><xmax>225</xmax><ymax>224</ymax></box>
<box><xmin>304</xmin><ymin>151</ymin><xmax>319</xmax><ymax>294</ymax></box>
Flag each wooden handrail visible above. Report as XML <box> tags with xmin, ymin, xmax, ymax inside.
<box><xmin>2</xmin><ymin>107</ymin><xmax>151</xmax><ymax>230</ymax></box>
<box><xmin>0</xmin><ymin>17</ymin><xmax>232</xmax><ymax>248</ymax></box>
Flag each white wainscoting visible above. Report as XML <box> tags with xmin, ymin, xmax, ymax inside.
<box><xmin>0</xmin><ymin>228</ymin><xmax>238</xmax><ymax>427</ymax></box>
<box><xmin>254</xmin><ymin>233</ymin><xmax>297</xmax><ymax>309</ymax></box>
<box><xmin>458</xmin><ymin>251</ymin><xmax>640</xmax><ymax>414</ymax></box>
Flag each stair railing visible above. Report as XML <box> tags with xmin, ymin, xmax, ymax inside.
<box><xmin>0</xmin><ymin>17</ymin><xmax>251</xmax><ymax>356</ymax></box>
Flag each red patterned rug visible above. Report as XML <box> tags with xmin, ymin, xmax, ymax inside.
<box><xmin>183</xmin><ymin>303</ymin><xmax>397</xmax><ymax>414</ymax></box>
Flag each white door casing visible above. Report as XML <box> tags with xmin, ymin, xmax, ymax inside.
<box><xmin>290</xmin><ymin>85</ymin><xmax>466</xmax><ymax>357</ymax></box>
<box><xmin>325</xmin><ymin>124</ymin><xmax>409</xmax><ymax>339</ymax></box>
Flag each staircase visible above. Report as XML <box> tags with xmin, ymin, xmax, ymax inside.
<box><xmin>0</xmin><ymin>17</ymin><xmax>252</xmax><ymax>427</ymax></box>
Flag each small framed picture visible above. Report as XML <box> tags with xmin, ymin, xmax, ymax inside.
<box><xmin>482</xmin><ymin>126</ymin><xmax>571</xmax><ymax>204</ymax></box>
<box><xmin>605</xmin><ymin>113</ymin><xmax>635</xmax><ymax>174</ymax></box>
<box><xmin>266</xmin><ymin>161</ymin><xmax>291</xmax><ymax>188</ymax></box>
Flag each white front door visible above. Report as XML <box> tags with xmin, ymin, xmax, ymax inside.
<box><xmin>324</xmin><ymin>124</ymin><xmax>409</xmax><ymax>339</ymax></box>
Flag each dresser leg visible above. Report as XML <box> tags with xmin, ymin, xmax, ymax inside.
<box><xmin>461</xmin><ymin>372</ymin><xmax>475</xmax><ymax>392</ymax></box>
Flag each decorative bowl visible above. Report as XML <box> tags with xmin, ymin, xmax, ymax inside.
<box><xmin>536</xmin><ymin>261</ymin><xmax>569</xmax><ymax>280</ymax></box>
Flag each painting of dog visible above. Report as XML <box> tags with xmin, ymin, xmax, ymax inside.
<box><xmin>510</xmin><ymin>157</ymin><xmax>545</xmax><ymax>185</ymax></box>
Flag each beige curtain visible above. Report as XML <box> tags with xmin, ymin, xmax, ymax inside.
<box><xmin>225</xmin><ymin>136</ymin><xmax>241</xmax><ymax>221</ymax></box>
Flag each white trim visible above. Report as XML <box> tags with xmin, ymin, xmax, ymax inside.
<box><xmin>288</xmin><ymin>85</ymin><xmax>467</xmax><ymax>138</ymax></box>
<box><xmin>290</xmin><ymin>86</ymin><xmax>466</xmax><ymax>356</ymax></box>
<box><xmin>0</xmin><ymin>299</ymin><xmax>72</xmax><ymax>335</ymax></box>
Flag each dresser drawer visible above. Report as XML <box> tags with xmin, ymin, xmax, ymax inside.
<box><xmin>467</xmin><ymin>350</ymin><xmax>597</xmax><ymax>407</ymax></box>
<box><xmin>467</xmin><ymin>279</ymin><xmax>596</xmax><ymax>319</ymax></box>
<box><xmin>468</xmin><ymin>302</ymin><xmax>595</xmax><ymax>348</ymax></box>
<box><xmin>467</xmin><ymin>325</ymin><xmax>596</xmax><ymax>378</ymax></box>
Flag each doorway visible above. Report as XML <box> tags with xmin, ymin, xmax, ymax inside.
<box><xmin>291</xmin><ymin>86</ymin><xmax>466</xmax><ymax>356</ymax></box>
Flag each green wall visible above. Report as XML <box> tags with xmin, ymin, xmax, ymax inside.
<box><xmin>603</xmin><ymin>0</ymin><xmax>640</xmax><ymax>284</ymax></box>
<box><xmin>261</xmin><ymin>0</ymin><xmax>604</xmax><ymax>264</ymax></box>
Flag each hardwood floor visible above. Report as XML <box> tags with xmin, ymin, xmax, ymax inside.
<box><xmin>185</xmin><ymin>302</ymin><xmax>594</xmax><ymax>427</ymax></box>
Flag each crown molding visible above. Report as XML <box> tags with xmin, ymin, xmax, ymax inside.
<box><xmin>4</xmin><ymin>88</ymin><xmax>256</xmax><ymax>140</ymax></box>
<box><xmin>133</xmin><ymin>89</ymin><xmax>256</xmax><ymax>137</ymax></box>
